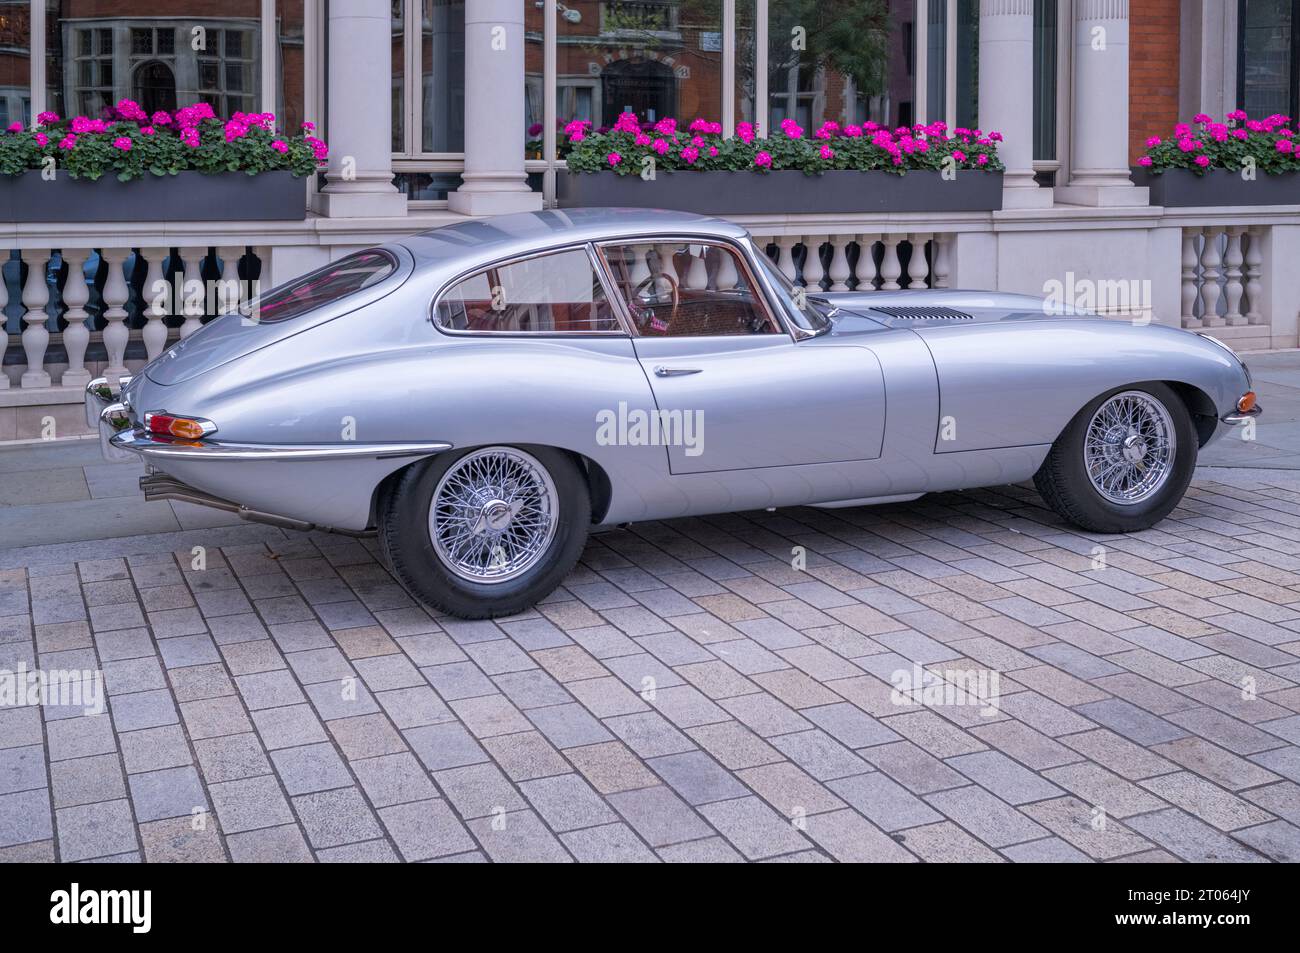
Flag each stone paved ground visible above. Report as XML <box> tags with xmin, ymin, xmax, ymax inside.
<box><xmin>2</xmin><ymin>354</ymin><xmax>1300</xmax><ymax>863</ymax></box>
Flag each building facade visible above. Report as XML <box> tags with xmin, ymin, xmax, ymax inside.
<box><xmin>2</xmin><ymin>0</ymin><xmax>1299</xmax><ymax>438</ymax></box>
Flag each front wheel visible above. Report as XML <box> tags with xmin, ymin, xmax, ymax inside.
<box><xmin>379</xmin><ymin>445</ymin><xmax>590</xmax><ymax>619</ymax></box>
<box><xmin>1033</xmin><ymin>383</ymin><xmax>1197</xmax><ymax>534</ymax></box>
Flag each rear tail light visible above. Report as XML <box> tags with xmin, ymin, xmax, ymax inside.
<box><xmin>145</xmin><ymin>412</ymin><xmax>216</xmax><ymax>440</ymax></box>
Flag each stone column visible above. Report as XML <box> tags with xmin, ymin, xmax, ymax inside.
<box><xmin>319</xmin><ymin>0</ymin><xmax>406</xmax><ymax>217</ymax></box>
<box><xmin>1056</xmin><ymin>0</ymin><xmax>1148</xmax><ymax>206</ymax></box>
<box><xmin>448</xmin><ymin>0</ymin><xmax>543</xmax><ymax>216</ymax></box>
<box><xmin>978</xmin><ymin>0</ymin><xmax>1052</xmax><ymax>209</ymax></box>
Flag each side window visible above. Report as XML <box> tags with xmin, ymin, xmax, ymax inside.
<box><xmin>600</xmin><ymin>242</ymin><xmax>781</xmax><ymax>337</ymax></box>
<box><xmin>434</xmin><ymin>248</ymin><xmax>620</xmax><ymax>333</ymax></box>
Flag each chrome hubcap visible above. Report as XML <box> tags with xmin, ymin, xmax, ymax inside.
<box><xmin>1083</xmin><ymin>391</ymin><xmax>1176</xmax><ymax>506</ymax></box>
<box><xmin>429</xmin><ymin>447</ymin><xmax>559</xmax><ymax>583</ymax></box>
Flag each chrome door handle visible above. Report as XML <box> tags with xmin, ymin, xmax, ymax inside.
<box><xmin>654</xmin><ymin>366</ymin><xmax>702</xmax><ymax>377</ymax></box>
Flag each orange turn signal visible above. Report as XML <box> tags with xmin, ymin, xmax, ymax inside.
<box><xmin>146</xmin><ymin>413</ymin><xmax>214</xmax><ymax>440</ymax></box>
<box><xmin>1237</xmin><ymin>392</ymin><xmax>1257</xmax><ymax>413</ymax></box>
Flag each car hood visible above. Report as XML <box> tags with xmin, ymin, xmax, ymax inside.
<box><xmin>815</xmin><ymin>289</ymin><xmax>1095</xmax><ymax>329</ymax></box>
<box><xmin>143</xmin><ymin>246</ymin><xmax>413</xmax><ymax>386</ymax></box>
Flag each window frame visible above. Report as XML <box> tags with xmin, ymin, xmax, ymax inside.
<box><xmin>428</xmin><ymin>242</ymin><xmax>634</xmax><ymax>338</ymax></box>
<box><xmin>594</xmin><ymin>235</ymin><xmax>795</xmax><ymax>342</ymax></box>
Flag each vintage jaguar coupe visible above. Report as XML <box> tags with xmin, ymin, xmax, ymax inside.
<box><xmin>88</xmin><ymin>209</ymin><xmax>1258</xmax><ymax>618</ymax></box>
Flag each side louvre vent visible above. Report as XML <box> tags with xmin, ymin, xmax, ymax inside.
<box><xmin>870</xmin><ymin>306</ymin><xmax>974</xmax><ymax>321</ymax></box>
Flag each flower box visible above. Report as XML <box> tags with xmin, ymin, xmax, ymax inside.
<box><xmin>1130</xmin><ymin>168</ymin><xmax>1300</xmax><ymax>208</ymax></box>
<box><xmin>556</xmin><ymin>169</ymin><xmax>1004</xmax><ymax>214</ymax></box>
<box><xmin>1</xmin><ymin>169</ymin><xmax>307</xmax><ymax>222</ymax></box>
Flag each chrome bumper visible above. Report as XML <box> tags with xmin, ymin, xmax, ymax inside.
<box><xmin>1221</xmin><ymin>403</ymin><xmax>1262</xmax><ymax>426</ymax></box>
<box><xmin>107</xmin><ymin>429</ymin><xmax>453</xmax><ymax>463</ymax></box>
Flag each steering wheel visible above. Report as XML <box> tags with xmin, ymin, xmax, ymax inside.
<box><xmin>630</xmin><ymin>271</ymin><xmax>680</xmax><ymax>332</ymax></box>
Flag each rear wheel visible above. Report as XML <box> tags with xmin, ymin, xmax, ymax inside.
<box><xmin>1033</xmin><ymin>383</ymin><xmax>1196</xmax><ymax>533</ymax></box>
<box><xmin>379</xmin><ymin>445</ymin><xmax>590</xmax><ymax>619</ymax></box>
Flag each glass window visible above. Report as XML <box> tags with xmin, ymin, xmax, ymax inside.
<box><xmin>392</xmin><ymin>0</ymin><xmax>405</xmax><ymax>151</ymax></box>
<box><xmin>1239</xmin><ymin>0</ymin><xmax>1298</xmax><ymax>121</ymax></box>
<box><xmin>46</xmin><ymin>3</ymin><xmax>262</xmax><ymax>120</ymax></box>
<box><xmin>276</xmin><ymin>0</ymin><xmax>305</xmax><ymax>133</ymax></box>
<box><xmin>434</xmin><ymin>248</ymin><xmax>621</xmax><ymax>334</ymax></box>
<box><xmin>1032</xmin><ymin>0</ymin><xmax>1056</xmax><ymax>160</ymax></box>
<box><xmin>956</xmin><ymin>0</ymin><xmax>978</xmax><ymax>129</ymax></box>
<box><xmin>768</xmin><ymin>0</ymin><xmax>904</xmax><ymax>129</ymax></box>
<box><xmin>422</xmin><ymin>0</ymin><xmax>464</xmax><ymax>152</ymax></box>
<box><xmin>752</xmin><ymin>249</ymin><xmax>831</xmax><ymax>335</ymax></box>
<box><xmin>249</xmin><ymin>251</ymin><xmax>397</xmax><ymax>324</ymax></box>
<box><xmin>1</xmin><ymin>3</ymin><xmax>31</xmax><ymax>128</ymax></box>
<box><xmin>553</xmin><ymin>0</ymin><xmax>723</xmax><ymax>135</ymax></box>
<box><xmin>601</xmin><ymin>242</ymin><xmax>780</xmax><ymax>337</ymax></box>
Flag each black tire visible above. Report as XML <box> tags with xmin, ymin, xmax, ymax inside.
<box><xmin>1033</xmin><ymin>382</ymin><xmax>1197</xmax><ymax>534</ymax></box>
<box><xmin>378</xmin><ymin>445</ymin><xmax>590</xmax><ymax>619</ymax></box>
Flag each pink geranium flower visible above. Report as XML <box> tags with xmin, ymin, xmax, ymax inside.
<box><xmin>34</xmin><ymin>132</ymin><xmax>48</xmax><ymax>147</ymax></box>
<box><xmin>5</xmin><ymin>122</ymin><xmax>20</xmax><ymax>132</ymax></box>
<box><xmin>754</xmin><ymin>151</ymin><xmax>772</xmax><ymax>168</ymax></box>
<box><xmin>819</xmin><ymin>144</ymin><xmax>834</xmax><ymax>159</ymax></box>
<box><xmin>270</xmin><ymin>139</ymin><xmax>289</xmax><ymax>153</ymax></box>
<box><xmin>1146</xmin><ymin>136</ymin><xmax>1161</xmax><ymax>148</ymax></box>
<box><xmin>111</xmin><ymin>137</ymin><xmax>133</xmax><ymax>151</ymax></box>
<box><xmin>115</xmin><ymin>99</ymin><xmax>148</xmax><ymax>121</ymax></box>
<box><xmin>1194</xmin><ymin>154</ymin><xmax>1211</xmax><ymax>167</ymax></box>
<box><xmin>1137</xmin><ymin>155</ymin><xmax>1153</xmax><ymax>166</ymax></box>
<box><xmin>652</xmin><ymin>139</ymin><xmax>670</xmax><ymax>155</ymax></box>
<box><xmin>681</xmin><ymin>146</ymin><xmax>699</xmax><ymax>164</ymax></box>
<box><xmin>736</xmin><ymin>122</ymin><xmax>755</xmax><ymax>144</ymax></box>
<box><xmin>140</xmin><ymin>126</ymin><xmax>155</xmax><ymax>136</ymax></box>
<box><xmin>58</xmin><ymin>134</ymin><xmax>76</xmax><ymax>150</ymax></box>
<box><xmin>36</xmin><ymin>111</ymin><xmax>59</xmax><ymax>126</ymax></box>
<box><xmin>1278</xmin><ymin>139</ymin><xmax>1296</xmax><ymax>153</ymax></box>
<box><xmin>151</xmin><ymin>110</ymin><xmax>172</xmax><ymax>127</ymax></box>
<box><xmin>607</xmin><ymin>151</ymin><xmax>621</xmax><ymax>166</ymax></box>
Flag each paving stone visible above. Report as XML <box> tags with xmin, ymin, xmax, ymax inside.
<box><xmin>924</xmin><ymin>785</ymin><xmax>1048</xmax><ymax>849</ymax></box>
<box><xmin>492</xmin><ymin>669</ymin><xmax>573</xmax><ymax>710</ymax></box>
<box><xmin>803</xmin><ymin>808</ymin><xmax>918</xmax><ymax>862</ymax></box>
<box><xmin>235</xmin><ymin>670</ymin><xmax>307</xmax><ymax>711</ymax></box>
<box><xmin>139</xmin><ymin>815</ymin><xmax>228</xmax><ymax>863</ymax></box>
<box><xmin>519</xmin><ymin>773</ymin><xmax>619</xmax><ymax>831</ymax></box>
<box><xmin>208</xmin><ymin>775</ymin><xmax>294</xmax><ymax>835</ymax></box>
<box><xmin>250</xmin><ymin>704</ymin><xmax>327</xmax><ymax>750</ymax></box>
<box><xmin>294</xmin><ymin>787</ymin><xmax>383</xmax><ymax>849</ymax></box>
<box><xmin>1231</xmin><ymin>819</ymin><xmax>1300</xmax><ymax>862</ymax></box>
<box><xmin>271</xmin><ymin>743</ymin><xmax>354</xmax><ymax>795</ymax></box>
<box><xmin>945</xmin><ymin>750</ymin><xmax>1065</xmax><ymax>806</ymax></box>
<box><xmin>404</xmin><ymin>722</ymin><xmax>489</xmax><ymax>771</ymax></box>
<box><xmin>561</xmin><ymin>822</ymin><xmax>660</xmax><ymax>862</ymax></box>
<box><xmin>481</xmin><ymin>731</ymin><xmax>571</xmax><ymax>782</ymax></box>
<box><xmin>1124</xmin><ymin>808</ymin><xmax>1270</xmax><ymax>863</ymax></box>
<box><xmin>56</xmin><ymin>798</ymin><xmax>137</xmax><ymax>861</ymax></box>
<box><xmin>607</xmin><ymin>785</ymin><xmax>714</xmax><ymax>847</ymax></box>
<box><xmin>226</xmin><ymin>822</ymin><xmax>314</xmax><ymax>863</ymax></box>
<box><xmin>1139</xmin><ymin>771</ymin><xmax>1275</xmax><ymax>831</ymax></box>
<box><xmin>893</xmin><ymin>820</ymin><xmax>1004</xmax><ymax>863</ymax></box>
<box><xmin>352</xmin><ymin>752</ymin><xmax>438</xmax><ymax>808</ymax></box>
<box><xmin>696</xmin><ymin>795</ymin><xmax>809</xmax><ymax>860</ymax></box>
<box><xmin>128</xmin><ymin>765</ymin><xmax>208</xmax><ymax>822</ymax></box>
<box><xmin>46</xmin><ymin>714</ymin><xmax>116</xmax><ymax>761</ymax></box>
<box><xmin>193</xmin><ymin>733</ymin><xmax>272</xmax><ymax>784</ymax></box>
<box><xmin>1019</xmin><ymin>796</ymin><xmax>1151</xmax><ymax>860</ymax></box>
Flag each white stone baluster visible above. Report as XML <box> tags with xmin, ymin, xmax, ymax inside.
<box><xmin>181</xmin><ymin>248</ymin><xmax>208</xmax><ymax>337</ymax></box>
<box><xmin>715</xmin><ymin>246</ymin><xmax>739</xmax><ymax>290</ymax></box>
<box><xmin>141</xmin><ymin>247</ymin><xmax>170</xmax><ymax>360</ymax></box>
<box><xmin>1199</xmin><ymin>227</ymin><xmax>1223</xmax><ymax>327</ymax></box>
<box><xmin>100</xmin><ymin>249</ymin><xmax>131</xmax><ymax>382</ymax></box>
<box><xmin>775</xmin><ymin>237</ymin><xmax>798</xmax><ymax>283</ymax></box>
<box><xmin>907</xmin><ymin>234</ymin><xmax>932</xmax><ymax>289</ymax></box>
<box><xmin>684</xmin><ymin>245</ymin><xmax>709</xmax><ymax>290</ymax></box>
<box><xmin>1222</xmin><ymin>227</ymin><xmax>1245</xmax><ymax>325</ymax></box>
<box><xmin>855</xmin><ymin>235</ymin><xmax>880</xmax><ymax>290</ymax></box>
<box><xmin>20</xmin><ymin>249</ymin><xmax>51</xmax><ymax>387</ymax></box>
<box><xmin>827</xmin><ymin>239</ymin><xmax>851</xmax><ymax>292</ymax></box>
<box><xmin>802</xmin><ymin>236</ymin><xmax>826</xmax><ymax>291</ymax></box>
<box><xmin>655</xmin><ymin>244</ymin><xmax>679</xmax><ymax>285</ymax></box>
<box><xmin>627</xmin><ymin>244</ymin><xmax>651</xmax><ymax>288</ymax></box>
<box><xmin>60</xmin><ymin>249</ymin><xmax>92</xmax><ymax>389</ymax></box>
<box><xmin>220</xmin><ymin>246</ymin><xmax>250</xmax><ymax>317</ymax></box>
<box><xmin>931</xmin><ymin>236</ymin><xmax>951</xmax><ymax>289</ymax></box>
<box><xmin>1244</xmin><ymin>227</ymin><xmax>1264</xmax><ymax>324</ymax></box>
<box><xmin>1180</xmin><ymin>229</ymin><xmax>1200</xmax><ymax>328</ymax></box>
<box><xmin>879</xmin><ymin>236</ymin><xmax>902</xmax><ymax>291</ymax></box>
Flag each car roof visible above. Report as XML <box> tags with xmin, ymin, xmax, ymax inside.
<box><xmin>396</xmin><ymin>208</ymin><xmax>751</xmax><ymax>273</ymax></box>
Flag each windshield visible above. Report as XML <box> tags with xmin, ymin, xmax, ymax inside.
<box><xmin>752</xmin><ymin>248</ymin><xmax>833</xmax><ymax>335</ymax></box>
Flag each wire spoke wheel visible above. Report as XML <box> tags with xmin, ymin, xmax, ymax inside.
<box><xmin>1082</xmin><ymin>391</ymin><xmax>1176</xmax><ymax>506</ymax></box>
<box><xmin>429</xmin><ymin>447</ymin><xmax>559</xmax><ymax>583</ymax></box>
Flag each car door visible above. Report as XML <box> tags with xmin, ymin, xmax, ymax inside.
<box><xmin>598</xmin><ymin>238</ymin><xmax>886</xmax><ymax>476</ymax></box>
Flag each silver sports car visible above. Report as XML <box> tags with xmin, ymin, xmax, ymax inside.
<box><xmin>88</xmin><ymin>209</ymin><xmax>1259</xmax><ymax>618</ymax></box>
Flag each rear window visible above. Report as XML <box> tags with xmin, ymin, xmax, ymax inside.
<box><xmin>243</xmin><ymin>250</ymin><xmax>396</xmax><ymax>324</ymax></box>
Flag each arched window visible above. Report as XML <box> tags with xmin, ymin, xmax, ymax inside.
<box><xmin>134</xmin><ymin>60</ymin><xmax>178</xmax><ymax>116</ymax></box>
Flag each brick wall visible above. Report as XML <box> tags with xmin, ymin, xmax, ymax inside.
<box><xmin>1129</xmin><ymin>1</ymin><xmax>1182</xmax><ymax>163</ymax></box>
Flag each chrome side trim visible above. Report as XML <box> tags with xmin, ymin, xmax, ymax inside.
<box><xmin>110</xmin><ymin>430</ymin><xmax>453</xmax><ymax>461</ymax></box>
<box><xmin>1221</xmin><ymin>404</ymin><xmax>1262</xmax><ymax>426</ymax></box>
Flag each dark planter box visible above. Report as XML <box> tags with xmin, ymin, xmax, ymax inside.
<box><xmin>556</xmin><ymin>169</ymin><xmax>1004</xmax><ymax>213</ymax></box>
<box><xmin>1131</xmin><ymin>167</ymin><xmax>1300</xmax><ymax>207</ymax></box>
<box><xmin>1</xmin><ymin>170</ymin><xmax>307</xmax><ymax>222</ymax></box>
